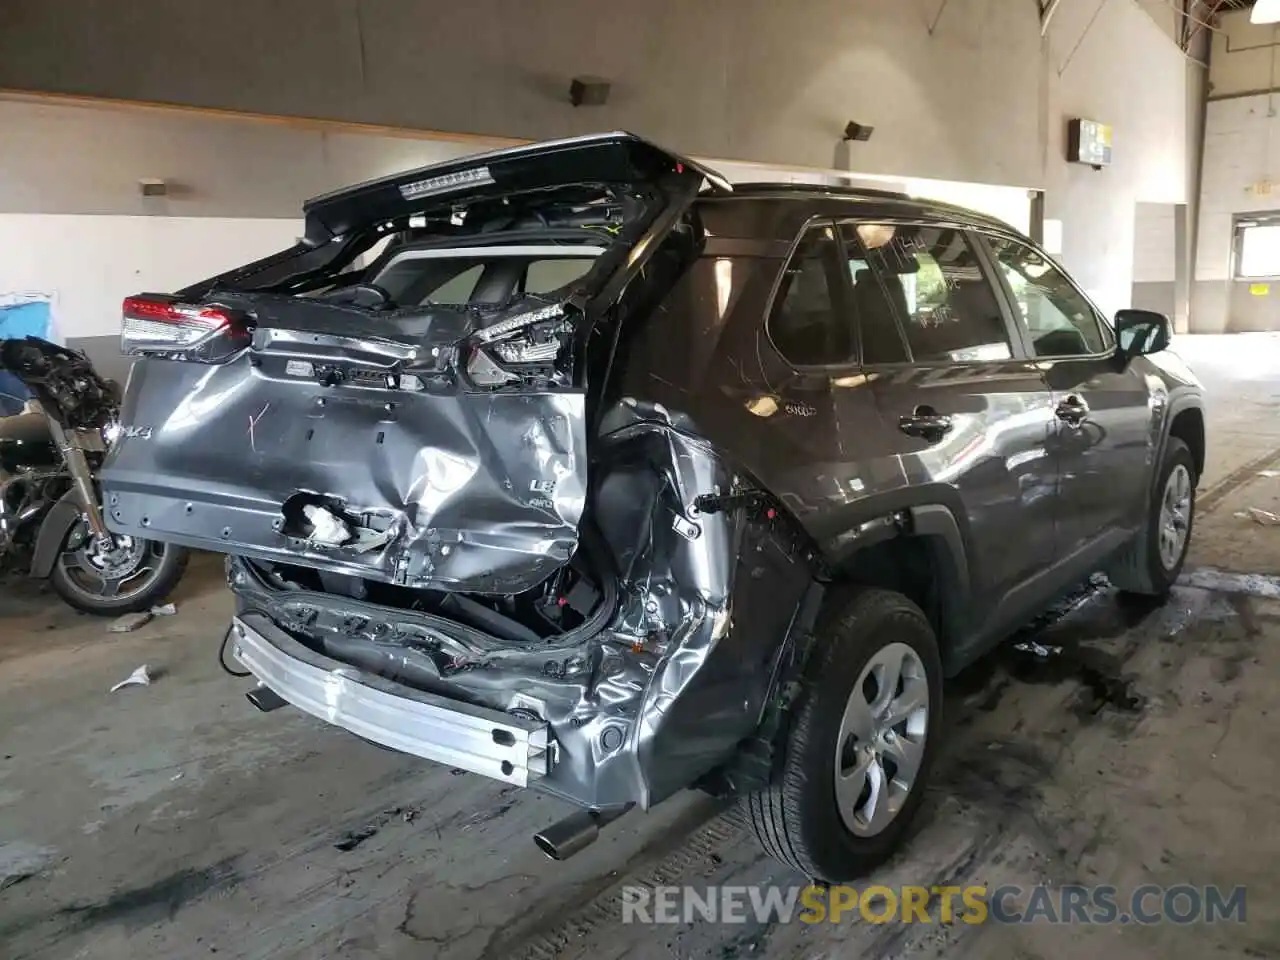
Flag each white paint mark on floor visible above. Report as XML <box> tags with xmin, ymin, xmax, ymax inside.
<box><xmin>0</xmin><ymin>840</ymin><xmax>57</xmax><ymax>890</ymax></box>
<box><xmin>1181</xmin><ymin>567</ymin><xmax>1280</xmax><ymax>599</ymax></box>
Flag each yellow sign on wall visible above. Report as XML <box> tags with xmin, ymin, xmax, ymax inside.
<box><xmin>1250</xmin><ymin>283</ymin><xmax>1271</xmax><ymax>296</ymax></box>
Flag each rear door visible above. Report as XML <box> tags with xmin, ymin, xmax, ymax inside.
<box><xmin>753</xmin><ymin>219</ymin><xmax>871</xmax><ymax>518</ymax></box>
<box><xmin>980</xmin><ymin>234</ymin><xmax>1152</xmax><ymax>557</ymax></box>
<box><xmin>834</xmin><ymin>220</ymin><xmax>1058</xmax><ymax>618</ymax></box>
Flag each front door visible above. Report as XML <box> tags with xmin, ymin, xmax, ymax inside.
<box><xmin>982</xmin><ymin>235</ymin><xmax>1153</xmax><ymax>558</ymax></box>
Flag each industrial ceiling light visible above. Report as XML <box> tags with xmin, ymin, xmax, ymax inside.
<box><xmin>1252</xmin><ymin>0</ymin><xmax>1280</xmax><ymax>25</ymax></box>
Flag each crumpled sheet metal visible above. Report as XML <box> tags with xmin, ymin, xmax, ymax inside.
<box><xmin>103</xmin><ymin>353</ymin><xmax>588</xmax><ymax>594</ymax></box>
<box><xmin>230</xmin><ymin>403</ymin><xmax>816</xmax><ymax>810</ymax></box>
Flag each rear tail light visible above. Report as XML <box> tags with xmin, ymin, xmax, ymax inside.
<box><xmin>465</xmin><ymin>304</ymin><xmax>571</xmax><ymax>387</ymax></box>
<box><xmin>121</xmin><ymin>295</ymin><xmax>250</xmax><ymax>359</ymax></box>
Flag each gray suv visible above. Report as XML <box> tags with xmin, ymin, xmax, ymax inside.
<box><xmin>100</xmin><ymin>133</ymin><xmax>1204</xmax><ymax>882</ymax></box>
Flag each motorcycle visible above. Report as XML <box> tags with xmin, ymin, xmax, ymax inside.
<box><xmin>0</xmin><ymin>337</ymin><xmax>188</xmax><ymax>614</ymax></box>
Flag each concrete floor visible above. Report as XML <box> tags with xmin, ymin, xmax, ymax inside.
<box><xmin>2</xmin><ymin>334</ymin><xmax>1280</xmax><ymax>959</ymax></box>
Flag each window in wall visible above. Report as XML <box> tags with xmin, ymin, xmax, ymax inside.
<box><xmin>1234</xmin><ymin>214</ymin><xmax>1280</xmax><ymax>279</ymax></box>
<box><xmin>767</xmin><ymin>224</ymin><xmax>854</xmax><ymax>366</ymax></box>
<box><xmin>840</xmin><ymin>223</ymin><xmax>1010</xmax><ymax>363</ymax></box>
<box><xmin>987</xmin><ymin>236</ymin><xmax>1109</xmax><ymax>357</ymax></box>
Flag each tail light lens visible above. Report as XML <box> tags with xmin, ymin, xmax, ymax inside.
<box><xmin>465</xmin><ymin>304</ymin><xmax>571</xmax><ymax>387</ymax></box>
<box><xmin>121</xmin><ymin>295</ymin><xmax>250</xmax><ymax>360</ymax></box>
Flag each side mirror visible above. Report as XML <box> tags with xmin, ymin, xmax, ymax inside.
<box><xmin>1114</xmin><ymin>309</ymin><xmax>1171</xmax><ymax>361</ymax></box>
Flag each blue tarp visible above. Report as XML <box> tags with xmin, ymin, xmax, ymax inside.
<box><xmin>1</xmin><ymin>298</ymin><xmax>55</xmax><ymax>416</ymax></box>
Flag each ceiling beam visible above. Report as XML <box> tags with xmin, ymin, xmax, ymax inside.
<box><xmin>1040</xmin><ymin>0</ymin><xmax>1065</xmax><ymax>36</ymax></box>
<box><xmin>1187</xmin><ymin>0</ymin><xmax>1228</xmax><ymax>50</ymax></box>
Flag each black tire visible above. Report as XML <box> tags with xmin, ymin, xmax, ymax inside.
<box><xmin>1106</xmin><ymin>437</ymin><xmax>1196</xmax><ymax>598</ymax></box>
<box><xmin>744</xmin><ymin>587</ymin><xmax>943</xmax><ymax>882</ymax></box>
<box><xmin>49</xmin><ymin>539</ymin><xmax>190</xmax><ymax>616</ymax></box>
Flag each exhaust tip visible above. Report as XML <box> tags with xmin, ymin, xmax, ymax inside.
<box><xmin>532</xmin><ymin>831</ymin><xmax>565</xmax><ymax>860</ymax></box>
<box><xmin>246</xmin><ymin>685</ymin><xmax>288</xmax><ymax>713</ymax></box>
<box><xmin>533</xmin><ymin>804</ymin><xmax>634</xmax><ymax>862</ymax></box>
<box><xmin>533</xmin><ymin>818</ymin><xmax>599</xmax><ymax>861</ymax></box>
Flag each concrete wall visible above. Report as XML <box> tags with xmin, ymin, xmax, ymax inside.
<box><xmin>0</xmin><ymin>95</ymin><xmax>490</xmax><ymax>378</ymax></box>
<box><xmin>0</xmin><ymin>0</ymin><xmax>1047</xmax><ymax>188</ymax></box>
<box><xmin>1193</xmin><ymin>8</ymin><xmax>1280</xmax><ymax>332</ymax></box>
<box><xmin>1195</xmin><ymin>93</ymin><xmax>1280</xmax><ymax>332</ymax></box>
<box><xmin>1035</xmin><ymin>0</ymin><xmax>1204</xmax><ymax>318</ymax></box>
<box><xmin>1209</xmin><ymin>8</ymin><xmax>1280</xmax><ymax>100</ymax></box>
<box><xmin>0</xmin><ymin>96</ymin><xmax>486</xmax><ymax>219</ymax></box>
<box><xmin>1133</xmin><ymin>202</ymin><xmax>1178</xmax><ymax>317</ymax></box>
<box><xmin>0</xmin><ymin>0</ymin><xmax>1206</xmax><ymax>326</ymax></box>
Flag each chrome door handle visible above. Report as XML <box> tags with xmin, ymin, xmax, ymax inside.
<box><xmin>898</xmin><ymin>406</ymin><xmax>954</xmax><ymax>442</ymax></box>
<box><xmin>1055</xmin><ymin>395</ymin><xmax>1090</xmax><ymax>426</ymax></box>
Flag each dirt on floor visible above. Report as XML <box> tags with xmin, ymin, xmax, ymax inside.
<box><xmin>2</xmin><ymin>336</ymin><xmax>1280</xmax><ymax>959</ymax></box>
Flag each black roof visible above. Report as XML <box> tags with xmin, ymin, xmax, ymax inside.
<box><xmin>701</xmin><ymin>181</ymin><xmax>1029</xmax><ymax>240</ymax></box>
<box><xmin>701</xmin><ymin>182</ymin><xmax>1024</xmax><ymax>238</ymax></box>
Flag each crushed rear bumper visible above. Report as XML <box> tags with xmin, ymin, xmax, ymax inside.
<box><xmin>230</xmin><ymin>613</ymin><xmax>555</xmax><ymax>787</ymax></box>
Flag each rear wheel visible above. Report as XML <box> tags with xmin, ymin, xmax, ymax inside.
<box><xmin>744</xmin><ymin>587</ymin><xmax>942</xmax><ymax>882</ymax></box>
<box><xmin>48</xmin><ymin>529</ymin><xmax>189</xmax><ymax>616</ymax></box>
<box><xmin>1107</xmin><ymin>437</ymin><xmax>1195</xmax><ymax>598</ymax></box>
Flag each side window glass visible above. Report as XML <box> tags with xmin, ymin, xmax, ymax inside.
<box><xmin>524</xmin><ymin>258</ymin><xmax>595</xmax><ymax>294</ymax></box>
<box><xmin>838</xmin><ymin>224</ymin><xmax>909</xmax><ymax>364</ymax></box>
<box><xmin>846</xmin><ymin>223</ymin><xmax>1011</xmax><ymax>363</ymax></box>
<box><xmin>987</xmin><ymin>237</ymin><xmax>1111</xmax><ymax>357</ymax></box>
<box><xmin>423</xmin><ymin>264</ymin><xmax>484</xmax><ymax>304</ymax></box>
<box><xmin>768</xmin><ymin>224</ymin><xmax>853</xmax><ymax>366</ymax></box>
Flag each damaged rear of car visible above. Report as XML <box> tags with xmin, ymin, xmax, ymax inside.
<box><xmin>102</xmin><ymin>134</ymin><xmax>1207</xmax><ymax>881</ymax></box>
<box><xmin>102</xmin><ymin>134</ymin><xmax>824</xmax><ymax>857</ymax></box>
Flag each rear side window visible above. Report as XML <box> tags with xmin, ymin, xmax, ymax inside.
<box><xmin>843</xmin><ymin>223</ymin><xmax>1011</xmax><ymax>363</ymax></box>
<box><xmin>768</xmin><ymin>224</ymin><xmax>853</xmax><ymax>366</ymax></box>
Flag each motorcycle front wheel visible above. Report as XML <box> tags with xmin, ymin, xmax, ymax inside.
<box><xmin>48</xmin><ymin>533</ymin><xmax>189</xmax><ymax>616</ymax></box>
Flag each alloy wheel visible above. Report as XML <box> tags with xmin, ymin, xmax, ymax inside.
<box><xmin>833</xmin><ymin>641</ymin><xmax>930</xmax><ymax>838</ymax></box>
<box><xmin>1158</xmin><ymin>463</ymin><xmax>1192</xmax><ymax>571</ymax></box>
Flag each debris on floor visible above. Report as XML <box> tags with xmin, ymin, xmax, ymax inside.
<box><xmin>332</xmin><ymin>805</ymin><xmax>420</xmax><ymax>851</ymax></box>
<box><xmin>1259</xmin><ymin>469</ymin><xmax>1280</xmax><ymax>478</ymax></box>
<box><xmin>1012</xmin><ymin>639</ymin><xmax>1063</xmax><ymax>658</ymax></box>
<box><xmin>150</xmin><ymin>603</ymin><xmax>178</xmax><ymax>616</ymax></box>
<box><xmin>109</xmin><ymin>664</ymin><xmax>152</xmax><ymax>692</ymax></box>
<box><xmin>107</xmin><ymin>611</ymin><xmax>154</xmax><ymax>633</ymax></box>
<box><xmin>333</xmin><ymin>825</ymin><xmax>378</xmax><ymax>852</ymax></box>
<box><xmin>1234</xmin><ymin>507</ymin><xmax>1280</xmax><ymax>525</ymax></box>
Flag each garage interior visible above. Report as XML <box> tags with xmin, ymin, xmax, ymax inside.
<box><xmin>3</xmin><ymin>1</ymin><xmax>1280</xmax><ymax>957</ymax></box>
